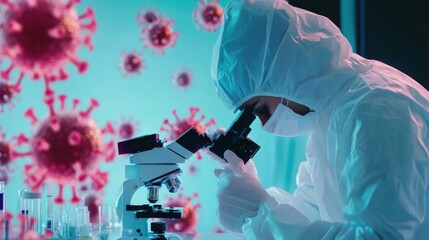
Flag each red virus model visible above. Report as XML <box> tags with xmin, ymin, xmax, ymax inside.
<box><xmin>136</xmin><ymin>8</ymin><xmax>160</xmax><ymax>27</ymax></box>
<box><xmin>84</xmin><ymin>193</ymin><xmax>102</xmax><ymax>224</ymax></box>
<box><xmin>162</xmin><ymin>191</ymin><xmax>201</xmax><ymax>234</ymax></box>
<box><xmin>0</xmin><ymin>127</ymin><xmax>29</xmax><ymax>174</ymax></box>
<box><xmin>118</xmin><ymin>51</ymin><xmax>144</xmax><ymax>78</ymax></box>
<box><xmin>172</xmin><ymin>69</ymin><xmax>192</xmax><ymax>89</ymax></box>
<box><xmin>0</xmin><ymin>76</ymin><xmax>23</xmax><ymax>112</ymax></box>
<box><xmin>19</xmin><ymin>91</ymin><xmax>116</xmax><ymax>204</ymax></box>
<box><xmin>193</xmin><ymin>0</ymin><xmax>224</xmax><ymax>32</ymax></box>
<box><xmin>160</xmin><ymin>107</ymin><xmax>215</xmax><ymax>160</ymax></box>
<box><xmin>116</xmin><ymin>116</ymin><xmax>139</xmax><ymax>140</ymax></box>
<box><xmin>0</xmin><ymin>0</ymin><xmax>96</xmax><ymax>89</ymax></box>
<box><xmin>140</xmin><ymin>16</ymin><xmax>179</xmax><ymax>55</ymax></box>
<box><xmin>187</xmin><ymin>164</ymin><xmax>197</xmax><ymax>175</ymax></box>
<box><xmin>212</xmin><ymin>226</ymin><xmax>227</xmax><ymax>233</ymax></box>
<box><xmin>0</xmin><ymin>212</ymin><xmax>43</xmax><ymax>240</ymax></box>
<box><xmin>0</xmin><ymin>168</ymin><xmax>9</xmax><ymax>183</ymax></box>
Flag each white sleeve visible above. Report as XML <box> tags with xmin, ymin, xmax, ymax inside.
<box><xmin>241</xmin><ymin>161</ymin><xmax>321</xmax><ymax>240</ymax></box>
<box><xmin>266</xmin><ymin>161</ymin><xmax>320</xmax><ymax>222</ymax></box>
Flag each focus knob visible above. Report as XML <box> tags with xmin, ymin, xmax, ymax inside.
<box><xmin>151</xmin><ymin>221</ymin><xmax>166</xmax><ymax>234</ymax></box>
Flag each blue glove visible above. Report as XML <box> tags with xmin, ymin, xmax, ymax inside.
<box><xmin>215</xmin><ymin>150</ymin><xmax>275</xmax><ymax>233</ymax></box>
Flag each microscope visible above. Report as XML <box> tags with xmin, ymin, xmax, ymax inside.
<box><xmin>115</xmin><ymin>108</ymin><xmax>260</xmax><ymax>240</ymax></box>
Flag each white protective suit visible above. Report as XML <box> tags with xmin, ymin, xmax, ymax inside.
<box><xmin>211</xmin><ymin>0</ymin><xmax>429</xmax><ymax>239</ymax></box>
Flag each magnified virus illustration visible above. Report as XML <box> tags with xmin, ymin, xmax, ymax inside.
<box><xmin>193</xmin><ymin>0</ymin><xmax>223</xmax><ymax>32</ymax></box>
<box><xmin>0</xmin><ymin>76</ymin><xmax>23</xmax><ymax>112</ymax></box>
<box><xmin>84</xmin><ymin>193</ymin><xmax>102</xmax><ymax>223</ymax></box>
<box><xmin>140</xmin><ymin>16</ymin><xmax>179</xmax><ymax>55</ymax></box>
<box><xmin>187</xmin><ymin>164</ymin><xmax>197</xmax><ymax>175</ymax></box>
<box><xmin>118</xmin><ymin>51</ymin><xmax>145</xmax><ymax>78</ymax></box>
<box><xmin>19</xmin><ymin>91</ymin><xmax>116</xmax><ymax>204</ymax></box>
<box><xmin>136</xmin><ymin>7</ymin><xmax>160</xmax><ymax>27</ymax></box>
<box><xmin>0</xmin><ymin>212</ymin><xmax>45</xmax><ymax>240</ymax></box>
<box><xmin>212</xmin><ymin>226</ymin><xmax>227</xmax><ymax>233</ymax></box>
<box><xmin>116</xmin><ymin>116</ymin><xmax>139</xmax><ymax>140</ymax></box>
<box><xmin>172</xmin><ymin>69</ymin><xmax>192</xmax><ymax>89</ymax></box>
<box><xmin>0</xmin><ymin>168</ymin><xmax>9</xmax><ymax>184</ymax></box>
<box><xmin>160</xmin><ymin>107</ymin><xmax>215</xmax><ymax>160</ymax></box>
<box><xmin>161</xmin><ymin>191</ymin><xmax>201</xmax><ymax>234</ymax></box>
<box><xmin>0</xmin><ymin>0</ymin><xmax>97</xmax><ymax>89</ymax></box>
<box><xmin>0</xmin><ymin>212</ymin><xmax>13</xmax><ymax>232</ymax></box>
<box><xmin>0</xmin><ymin>127</ymin><xmax>29</xmax><ymax>173</ymax></box>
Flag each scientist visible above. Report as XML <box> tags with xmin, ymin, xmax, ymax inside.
<box><xmin>209</xmin><ymin>0</ymin><xmax>429</xmax><ymax>239</ymax></box>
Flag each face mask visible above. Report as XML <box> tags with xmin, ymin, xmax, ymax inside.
<box><xmin>262</xmin><ymin>102</ymin><xmax>317</xmax><ymax>137</ymax></box>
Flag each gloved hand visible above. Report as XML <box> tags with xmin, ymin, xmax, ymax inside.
<box><xmin>215</xmin><ymin>150</ymin><xmax>274</xmax><ymax>233</ymax></box>
<box><xmin>204</xmin><ymin>127</ymin><xmax>259</xmax><ymax>179</ymax></box>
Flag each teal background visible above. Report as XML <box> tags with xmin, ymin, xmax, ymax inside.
<box><xmin>0</xmin><ymin>0</ymin><xmax>354</xmax><ymax>234</ymax></box>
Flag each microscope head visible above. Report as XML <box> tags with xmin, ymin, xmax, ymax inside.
<box><xmin>117</xmin><ymin>127</ymin><xmax>212</xmax><ymax>156</ymax></box>
<box><xmin>117</xmin><ymin>127</ymin><xmax>212</xmax><ymax>203</ymax></box>
<box><xmin>209</xmin><ymin>108</ymin><xmax>260</xmax><ymax>164</ymax></box>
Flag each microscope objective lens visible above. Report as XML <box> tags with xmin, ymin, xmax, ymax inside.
<box><xmin>147</xmin><ymin>186</ymin><xmax>160</xmax><ymax>203</ymax></box>
<box><xmin>164</xmin><ymin>177</ymin><xmax>181</xmax><ymax>193</ymax></box>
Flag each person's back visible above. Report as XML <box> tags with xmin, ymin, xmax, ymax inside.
<box><xmin>210</xmin><ymin>0</ymin><xmax>429</xmax><ymax>239</ymax></box>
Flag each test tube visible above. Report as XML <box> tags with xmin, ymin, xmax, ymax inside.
<box><xmin>59</xmin><ymin>207</ymin><xmax>69</xmax><ymax>238</ymax></box>
<box><xmin>76</xmin><ymin>206</ymin><xmax>90</xmax><ymax>238</ymax></box>
<box><xmin>20</xmin><ymin>190</ymin><xmax>42</xmax><ymax>235</ymax></box>
<box><xmin>45</xmin><ymin>194</ymin><xmax>53</xmax><ymax>236</ymax></box>
<box><xmin>18</xmin><ymin>190</ymin><xmax>28</xmax><ymax>232</ymax></box>
<box><xmin>0</xmin><ymin>181</ymin><xmax>5</xmax><ymax>219</ymax></box>
<box><xmin>98</xmin><ymin>204</ymin><xmax>117</xmax><ymax>230</ymax></box>
<box><xmin>1</xmin><ymin>181</ymin><xmax>6</xmax><ymax>240</ymax></box>
<box><xmin>68</xmin><ymin>211</ymin><xmax>77</xmax><ymax>239</ymax></box>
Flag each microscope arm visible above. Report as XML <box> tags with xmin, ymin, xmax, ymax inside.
<box><xmin>116</xmin><ymin>178</ymin><xmax>144</xmax><ymax>222</ymax></box>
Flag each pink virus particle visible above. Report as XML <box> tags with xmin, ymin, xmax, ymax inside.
<box><xmin>160</xmin><ymin>107</ymin><xmax>215</xmax><ymax>160</ymax></box>
<box><xmin>0</xmin><ymin>212</ymin><xmax>45</xmax><ymax>240</ymax></box>
<box><xmin>0</xmin><ymin>212</ymin><xmax>13</xmax><ymax>233</ymax></box>
<box><xmin>162</xmin><ymin>191</ymin><xmax>201</xmax><ymax>234</ymax></box>
<box><xmin>0</xmin><ymin>167</ymin><xmax>9</xmax><ymax>183</ymax></box>
<box><xmin>193</xmin><ymin>0</ymin><xmax>224</xmax><ymax>32</ymax></box>
<box><xmin>136</xmin><ymin>8</ymin><xmax>160</xmax><ymax>27</ymax></box>
<box><xmin>188</xmin><ymin>164</ymin><xmax>197</xmax><ymax>175</ymax></box>
<box><xmin>20</xmin><ymin>91</ymin><xmax>116</xmax><ymax>204</ymax></box>
<box><xmin>172</xmin><ymin>69</ymin><xmax>192</xmax><ymax>89</ymax></box>
<box><xmin>116</xmin><ymin>116</ymin><xmax>139</xmax><ymax>140</ymax></box>
<box><xmin>84</xmin><ymin>193</ymin><xmax>102</xmax><ymax>224</ymax></box>
<box><xmin>140</xmin><ymin>16</ymin><xmax>179</xmax><ymax>55</ymax></box>
<box><xmin>0</xmin><ymin>75</ymin><xmax>23</xmax><ymax>112</ymax></box>
<box><xmin>212</xmin><ymin>226</ymin><xmax>227</xmax><ymax>233</ymax></box>
<box><xmin>0</xmin><ymin>127</ymin><xmax>29</xmax><ymax>171</ymax></box>
<box><xmin>118</xmin><ymin>50</ymin><xmax>145</xmax><ymax>78</ymax></box>
<box><xmin>0</xmin><ymin>0</ymin><xmax>97</xmax><ymax>90</ymax></box>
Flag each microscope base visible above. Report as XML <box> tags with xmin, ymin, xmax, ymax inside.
<box><xmin>117</xmin><ymin>233</ymin><xmax>182</xmax><ymax>240</ymax></box>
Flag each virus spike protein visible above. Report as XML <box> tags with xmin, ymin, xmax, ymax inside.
<box><xmin>21</xmin><ymin>91</ymin><xmax>116</xmax><ymax>204</ymax></box>
<box><xmin>0</xmin><ymin>0</ymin><xmax>97</xmax><ymax>91</ymax></box>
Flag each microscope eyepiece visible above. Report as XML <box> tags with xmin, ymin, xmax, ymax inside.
<box><xmin>209</xmin><ymin>108</ymin><xmax>260</xmax><ymax>164</ymax></box>
<box><xmin>117</xmin><ymin>134</ymin><xmax>163</xmax><ymax>155</ymax></box>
